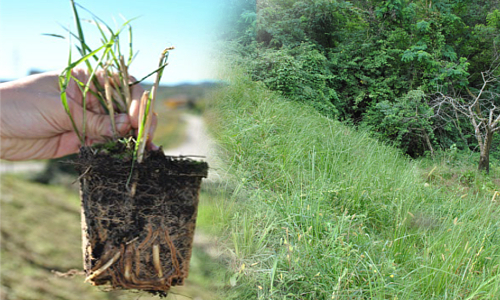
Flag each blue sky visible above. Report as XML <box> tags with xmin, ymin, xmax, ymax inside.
<box><xmin>0</xmin><ymin>0</ymin><xmax>224</xmax><ymax>84</ymax></box>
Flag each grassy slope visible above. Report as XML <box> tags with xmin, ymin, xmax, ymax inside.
<box><xmin>206</xmin><ymin>71</ymin><xmax>500</xmax><ymax>299</ymax></box>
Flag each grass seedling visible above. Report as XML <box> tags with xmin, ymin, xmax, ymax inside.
<box><xmin>53</xmin><ymin>3</ymin><xmax>209</xmax><ymax>294</ymax></box>
<box><xmin>59</xmin><ymin>0</ymin><xmax>171</xmax><ymax>163</ymax></box>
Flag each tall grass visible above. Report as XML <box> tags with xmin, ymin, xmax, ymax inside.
<box><xmin>206</xmin><ymin>69</ymin><xmax>500</xmax><ymax>299</ymax></box>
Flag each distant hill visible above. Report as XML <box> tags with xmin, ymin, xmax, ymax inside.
<box><xmin>142</xmin><ymin>81</ymin><xmax>223</xmax><ymax>103</ymax></box>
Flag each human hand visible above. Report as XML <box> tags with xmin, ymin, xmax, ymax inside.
<box><xmin>0</xmin><ymin>68</ymin><xmax>157</xmax><ymax>161</ymax></box>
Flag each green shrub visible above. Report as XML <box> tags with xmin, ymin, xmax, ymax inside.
<box><xmin>249</xmin><ymin>43</ymin><xmax>339</xmax><ymax>118</ymax></box>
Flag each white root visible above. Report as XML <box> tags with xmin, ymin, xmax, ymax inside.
<box><xmin>85</xmin><ymin>251</ymin><xmax>121</xmax><ymax>283</ymax></box>
<box><xmin>126</xmin><ymin>237</ymin><xmax>139</xmax><ymax>245</ymax></box>
<box><xmin>124</xmin><ymin>243</ymin><xmax>135</xmax><ymax>281</ymax></box>
<box><xmin>124</xmin><ymin>258</ymin><xmax>132</xmax><ymax>281</ymax></box>
<box><xmin>152</xmin><ymin>244</ymin><xmax>163</xmax><ymax>278</ymax></box>
<box><xmin>130</xmin><ymin>181</ymin><xmax>137</xmax><ymax>197</ymax></box>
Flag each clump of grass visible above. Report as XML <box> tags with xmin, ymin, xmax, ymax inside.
<box><xmin>58</xmin><ymin>0</ymin><xmax>172</xmax><ymax>162</ymax></box>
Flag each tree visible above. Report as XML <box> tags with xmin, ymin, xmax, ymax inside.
<box><xmin>226</xmin><ymin>0</ymin><xmax>500</xmax><ymax>157</ymax></box>
<box><xmin>431</xmin><ymin>52</ymin><xmax>500</xmax><ymax>173</ymax></box>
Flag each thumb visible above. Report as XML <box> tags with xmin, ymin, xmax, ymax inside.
<box><xmin>85</xmin><ymin>112</ymin><xmax>131</xmax><ymax>139</ymax></box>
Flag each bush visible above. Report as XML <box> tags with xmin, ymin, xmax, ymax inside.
<box><xmin>362</xmin><ymin>89</ymin><xmax>435</xmax><ymax>156</ymax></box>
<box><xmin>249</xmin><ymin>42</ymin><xmax>339</xmax><ymax>118</ymax></box>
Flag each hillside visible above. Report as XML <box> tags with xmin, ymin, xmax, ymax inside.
<box><xmin>206</xmin><ymin>71</ymin><xmax>500</xmax><ymax>299</ymax></box>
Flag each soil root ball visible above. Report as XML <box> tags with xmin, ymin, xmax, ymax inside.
<box><xmin>76</xmin><ymin>146</ymin><xmax>208</xmax><ymax>294</ymax></box>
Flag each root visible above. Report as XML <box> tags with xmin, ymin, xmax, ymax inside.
<box><xmin>123</xmin><ymin>242</ymin><xmax>134</xmax><ymax>282</ymax></box>
<box><xmin>152</xmin><ymin>244</ymin><xmax>163</xmax><ymax>277</ymax></box>
<box><xmin>163</xmin><ymin>226</ymin><xmax>182</xmax><ymax>278</ymax></box>
<box><xmin>83</xmin><ymin>222</ymin><xmax>190</xmax><ymax>291</ymax></box>
<box><xmin>130</xmin><ymin>181</ymin><xmax>137</xmax><ymax>197</ymax></box>
<box><xmin>85</xmin><ymin>251</ymin><xmax>121</xmax><ymax>283</ymax></box>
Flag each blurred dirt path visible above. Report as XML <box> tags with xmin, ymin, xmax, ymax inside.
<box><xmin>164</xmin><ymin>114</ymin><xmax>210</xmax><ymax>156</ymax></box>
<box><xmin>163</xmin><ymin>114</ymin><xmax>221</xmax><ymax>182</ymax></box>
<box><xmin>0</xmin><ymin>160</ymin><xmax>45</xmax><ymax>174</ymax></box>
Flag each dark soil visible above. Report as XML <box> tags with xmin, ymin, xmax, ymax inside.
<box><xmin>76</xmin><ymin>145</ymin><xmax>208</xmax><ymax>295</ymax></box>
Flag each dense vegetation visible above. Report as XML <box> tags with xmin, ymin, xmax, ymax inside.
<box><xmin>207</xmin><ymin>70</ymin><xmax>500</xmax><ymax>299</ymax></box>
<box><xmin>225</xmin><ymin>0</ymin><xmax>500</xmax><ymax>170</ymax></box>
<box><xmin>204</xmin><ymin>0</ymin><xmax>500</xmax><ymax>299</ymax></box>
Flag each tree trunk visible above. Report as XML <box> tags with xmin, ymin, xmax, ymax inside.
<box><xmin>478</xmin><ymin>152</ymin><xmax>490</xmax><ymax>173</ymax></box>
<box><xmin>421</xmin><ymin>127</ymin><xmax>435</xmax><ymax>158</ymax></box>
<box><xmin>478</xmin><ymin>131</ymin><xmax>493</xmax><ymax>174</ymax></box>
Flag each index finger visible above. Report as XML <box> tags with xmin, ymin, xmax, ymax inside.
<box><xmin>128</xmin><ymin>79</ymin><xmax>145</xmax><ymax>129</ymax></box>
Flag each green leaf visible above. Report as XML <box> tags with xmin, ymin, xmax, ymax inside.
<box><xmin>71</xmin><ymin>0</ymin><xmax>91</xmax><ymax>70</ymax></box>
<box><xmin>130</xmin><ymin>62</ymin><xmax>169</xmax><ymax>85</ymax></box>
<box><xmin>128</xmin><ymin>25</ymin><xmax>134</xmax><ymax>65</ymax></box>
<box><xmin>42</xmin><ymin>33</ymin><xmax>66</xmax><ymax>39</ymax></box>
<box><xmin>64</xmin><ymin>42</ymin><xmax>111</xmax><ymax>70</ymax></box>
<box><xmin>416</xmin><ymin>20</ymin><xmax>430</xmax><ymax>33</ymax></box>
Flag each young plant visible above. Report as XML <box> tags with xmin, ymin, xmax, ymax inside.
<box><xmin>55</xmin><ymin>3</ymin><xmax>209</xmax><ymax>294</ymax></box>
<box><xmin>58</xmin><ymin>0</ymin><xmax>171</xmax><ymax>162</ymax></box>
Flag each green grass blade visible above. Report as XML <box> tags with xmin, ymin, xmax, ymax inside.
<box><xmin>130</xmin><ymin>62</ymin><xmax>169</xmax><ymax>85</ymax></box>
<box><xmin>75</xmin><ymin>3</ymin><xmax>137</xmax><ymax>39</ymax></box>
<box><xmin>60</xmin><ymin>84</ymin><xmax>83</xmax><ymax>143</ymax></box>
<box><xmin>59</xmin><ymin>25</ymin><xmax>99</xmax><ymax>64</ymax></box>
<box><xmin>62</xmin><ymin>42</ymin><xmax>114</xmax><ymax>141</ymax></box>
<box><xmin>80</xmin><ymin>45</ymin><xmax>114</xmax><ymax>138</ymax></box>
<box><xmin>127</xmin><ymin>25</ymin><xmax>133</xmax><ymax>65</ymax></box>
<box><xmin>76</xmin><ymin>3</ymin><xmax>116</xmax><ymax>35</ymax></box>
<box><xmin>60</xmin><ymin>77</ymin><xmax>84</xmax><ymax>145</ymax></box>
<box><xmin>59</xmin><ymin>39</ymin><xmax>84</xmax><ymax>145</ymax></box>
<box><xmin>91</xmin><ymin>17</ymin><xmax>109</xmax><ymax>43</ymax></box>
<box><xmin>42</xmin><ymin>33</ymin><xmax>66</xmax><ymax>39</ymax></box>
<box><xmin>72</xmin><ymin>76</ymin><xmax>109</xmax><ymax>114</ymax></box>
<box><xmin>70</xmin><ymin>0</ymin><xmax>90</xmax><ymax>64</ymax></box>
<box><xmin>65</xmin><ymin>42</ymin><xmax>110</xmax><ymax>70</ymax></box>
<box><xmin>83</xmin><ymin>15</ymin><xmax>136</xmax><ymax>85</ymax></box>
